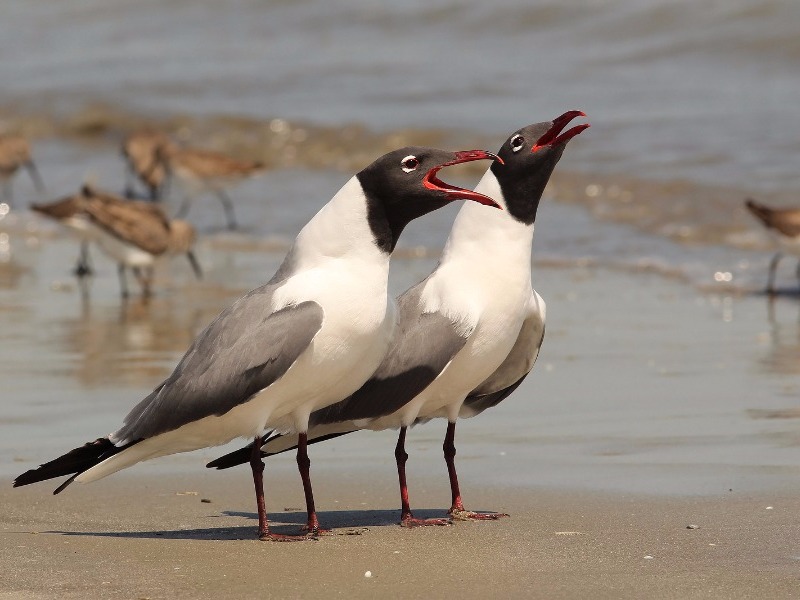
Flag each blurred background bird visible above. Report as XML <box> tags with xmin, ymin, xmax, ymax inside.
<box><xmin>32</xmin><ymin>184</ymin><xmax>202</xmax><ymax>298</ymax></box>
<box><xmin>0</xmin><ymin>133</ymin><xmax>44</xmax><ymax>207</ymax></box>
<box><xmin>121</xmin><ymin>130</ymin><xmax>173</xmax><ymax>202</ymax></box>
<box><xmin>745</xmin><ymin>198</ymin><xmax>800</xmax><ymax>294</ymax></box>
<box><xmin>122</xmin><ymin>130</ymin><xmax>266</xmax><ymax>230</ymax></box>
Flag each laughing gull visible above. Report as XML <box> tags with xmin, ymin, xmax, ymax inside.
<box><xmin>209</xmin><ymin>112</ymin><xmax>589</xmax><ymax>526</ymax></box>
<box><xmin>0</xmin><ymin>133</ymin><xmax>44</xmax><ymax>207</ymax></box>
<box><xmin>745</xmin><ymin>198</ymin><xmax>800</xmax><ymax>294</ymax></box>
<box><xmin>31</xmin><ymin>184</ymin><xmax>202</xmax><ymax>298</ymax></box>
<box><xmin>15</xmin><ymin>146</ymin><xmax>501</xmax><ymax>541</ymax></box>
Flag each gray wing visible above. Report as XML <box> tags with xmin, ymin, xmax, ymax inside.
<box><xmin>308</xmin><ymin>278</ymin><xmax>471</xmax><ymax>427</ymax></box>
<box><xmin>459</xmin><ymin>307</ymin><xmax>545</xmax><ymax>418</ymax></box>
<box><xmin>114</xmin><ymin>284</ymin><xmax>323</xmax><ymax>443</ymax></box>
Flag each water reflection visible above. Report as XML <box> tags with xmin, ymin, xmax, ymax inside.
<box><xmin>48</xmin><ymin>289</ymin><xmax>227</xmax><ymax>388</ymax></box>
<box><xmin>0</xmin><ymin>258</ymin><xmax>26</xmax><ymax>289</ymax></box>
<box><xmin>761</xmin><ymin>296</ymin><xmax>800</xmax><ymax>376</ymax></box>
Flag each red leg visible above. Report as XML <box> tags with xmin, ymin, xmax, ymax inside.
<box><xmin>297</xmin><ymin>432</ymin><xmax>330</xmax><ymax>537</ymax></box>
<box><xmin>395</xmin><ymin>426</ymin><xmax>450</xmax><ymax>527</ymax></box>
<box><xmin>250</xmin><ymin>437</ymin><xmax>314</xmax><ymax>542</ymax></box>
<box><xmin>444</xmin><ymin>421</ymin><xmax>509</xmax><ymax>521</ymax></box>
<box><xmin>249</xmin><ymin>437</ymin><xmax>269</xmax><ymax>538</ymax></box>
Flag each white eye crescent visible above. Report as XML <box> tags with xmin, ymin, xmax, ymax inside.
<box><xmin>401</xmin><ymin>155</ymin><xmax>420</xmax><ymax>173</ymax></box>
<box><xmin>510</xmin><ymin>134</ymin><xmax>525</xmax><ymax>153</ymax></box>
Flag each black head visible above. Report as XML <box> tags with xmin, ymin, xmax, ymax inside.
<box><xmin>492</xmin><ymin>111</ymin><xmax>589</xmax><ymax>225</ymax></box>
<box><xmin>357</xmin><ymin>146</ymin><xmax>501</xmax><ymax>253</ymax></box>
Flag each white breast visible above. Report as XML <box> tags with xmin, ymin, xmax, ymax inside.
<box><xmin>203</xmin><ymin>176</ymin><xmax>396</xmax><ymax>436</ymax></box>
<box><xmin>363</xmin><ymin>169</ymin><xmax>539</xmax><ymax>428</ymax></box>
<box><xmin>90</xmin><ymin>225</ymin><xmax>157</xmax><ymax>267</ymax></box>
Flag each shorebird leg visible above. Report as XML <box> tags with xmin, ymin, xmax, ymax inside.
<box><xmin>154</xmin><ymin>176</ymin><xmax>170</xmax><ymax>203</ymax></box>
<box><xmin>123</xmin><ymin>164</ymin><xmax>137</xmax><ymax>199</ymax></box>
<box><xmin>767</xmin><ymin>252</ymin><xmax>782</xmax><ymax>295</ymax></box>
<box><xmin>144</xmin><ymin>266</ymin><xmax>155</xmax><ymax>298</ymax></box>
<box><xmin>131</xmin><ymin>266</ymin><xmax>153</xmax><ymax>299</ymax></box>
<box><xmin>444</xmin><ymin>421</ymin><xmax>508</xmax><ymax>521</ymax></box>
<box><xmin>142</xmin><ymin>157</ymin><xmax>165</xmax><ymax>202</ymax></box>
<box><xmin>117</xmin><ymin>264</ymin><xmax>130</xmax><ymax>299</ymax></box>
<box><xmin>1</xmin><ymin>180</ymin><xmax>12</xmax><ymax>207</ymax></box>
<box><xmin>249</xmin><ymin>436</ymin><xmax>313</xmax><ymax>542</ymax></box>
<box><xmin>73</xmin><ymin>241</ymin><xmax>93</xmax><ymax>278</ymax></box>
<box><xmin>395</xmin><ymin>426</ymin><xmax>451</xmax><ymax>527</ymax></box>
<box><xmin>296</xmin><ymin>432</ymin><xmax>329</xmax><ymax>537</ymax></box>
<box><xmin>186</xmin><ymin>251</ymin><xmax>203</xmax><ymax>279</ymax></box>
<box><xmin>175</xmin><ymin>195</ymin><xmax>193</xmax><ymax>219</ymax></box>
<box><xmin>214</xmin><ymin>189</ymin><xmax>238</xmax><ymax>230</ymax></box>
<box><xmin>23</xmin><ymin>160</ymin><xmax>45</xmax><ymax>194</ymax></box>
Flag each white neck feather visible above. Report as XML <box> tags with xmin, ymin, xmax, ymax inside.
<box><xmin>439</xmin><ymin>169</ymin><xmax>535</xmax><ymax>273</ymax></box>
<box><xmin>284</xmin><ymin>176</ymin><xmax>390</xmax><ymax>273</ymax></box>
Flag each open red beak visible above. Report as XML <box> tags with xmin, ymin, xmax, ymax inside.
<box><xmin>423</xmin><ymin>150</ymin><xmax>503</xmax><ymax>208</ymax></box>
<box><xmin>532</xmin><ymin>111</ymin><xmax>590</xmax><ymax>152</ymax></box>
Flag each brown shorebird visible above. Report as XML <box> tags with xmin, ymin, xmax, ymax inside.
<box><xmin>121</xmin><ymin>130</ymin><xmax>174</xmax><ymax>201</ymax></box>
<box><xmin>32</xmin><ymin>184</ymin><xmax>202</xmax><ymax>298</ymax></box>
<box><xmin>0</xmin><ymin>134</ymin><xmax>44</xmax><ymax>206</ymax></box>
<box><xmin>158</xmin><ymin>145</ymin><xmax>267</xmax><ymax>230</ymax></box>
<box><xmin>745</xmin><ymin>198</ymin><xmax>800</xmax><ymax>294</ymax></box>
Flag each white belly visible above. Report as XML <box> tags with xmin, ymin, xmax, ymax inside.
<box><xmin>91</xmin><ymin>225</ymin><xmax>157</xmax><ymax>267</ymax></box>
<box><xmin>363</xmin><ymin>301</ymin><xmax>527</xmax><ymax>430</ymax></box>
<box><xmin>241</xmin><ymin>308</ymin><xmax>394</xmax><ymax>435</ymax></box>
<box><xmin>161</xmin><ymin>259</ymin><xmax>394</xmax><ymax>441</ymax></box>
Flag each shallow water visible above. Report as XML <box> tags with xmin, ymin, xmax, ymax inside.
<box><xmin>3</xmin><ymin>194</ymin><xmax>800</xmax><ymax>497</ymax></box>
<box><xmin>1</xmin><ymin>1</ymin><xmax>800</xmax><ymax>496</ymax></box>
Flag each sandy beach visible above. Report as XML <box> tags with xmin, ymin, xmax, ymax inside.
<box><xmin>2</xmin><ymin>470</ymin><xmax>800</xmax><ymax>599</ymax></box>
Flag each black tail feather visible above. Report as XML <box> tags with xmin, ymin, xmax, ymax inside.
<box><xmin>206</xmin><ymin>430</ymin><xmax>355</xmax><ymax>470</ymax></box>
<box><xmin>13</xmin><ymin>438</ymin><xmax>136</xmax><ymax>494</ymax></box>
<box><xmin>206</xmin><ymin>444</ymin><xmax>257</xmax><ymax>470</ymax></box>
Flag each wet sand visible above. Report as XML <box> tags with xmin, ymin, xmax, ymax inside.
<box><xmin>2</xmin><ymin>471</ymin><xmax>800</xmax><ymax>599</ymax></box>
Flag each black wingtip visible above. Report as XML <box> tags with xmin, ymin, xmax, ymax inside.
<box><xmin>206</xmin><ymin>446</ymin><xmax>257</xmax><ymax>470</ymax></box>
<box><xmin>206</xmin><ymin>430</ymin><xmax>357</xmax><ymax>470</ymax></box>
<box><xmin>53</xmin><ymin>474</ymin><xmax>79</xmax><ymax>495</ymax></box>
<box><xmin>13</xmin><ymin>438</ymin><xmax>136</xmax><ymax>492</ymax></box>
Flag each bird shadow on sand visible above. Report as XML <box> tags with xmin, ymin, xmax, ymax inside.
<box><xmin>45</xmin><ymin>507</ymin><xmax>455</xmax><ymax>541</ymax></box>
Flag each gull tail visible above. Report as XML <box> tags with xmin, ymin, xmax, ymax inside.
<box><xmin>13</xmin><ymin>438</ymin><xmax>138</xmax><ymax>495</ymax></box>
<box><xmin>206</xmin><ymin>423</ymin><xmax>359</xmax><ymax>470</ymax></box>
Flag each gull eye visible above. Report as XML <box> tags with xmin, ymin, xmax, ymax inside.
<box><xmin>510</xmin><ymin>134</ymin><xmax>525</xmax><ymax>153</ymax></box>
<box><xmin>401</xmin><ymin>155</ymin><xmax>419</xmax><ymax>173</ymax></box>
